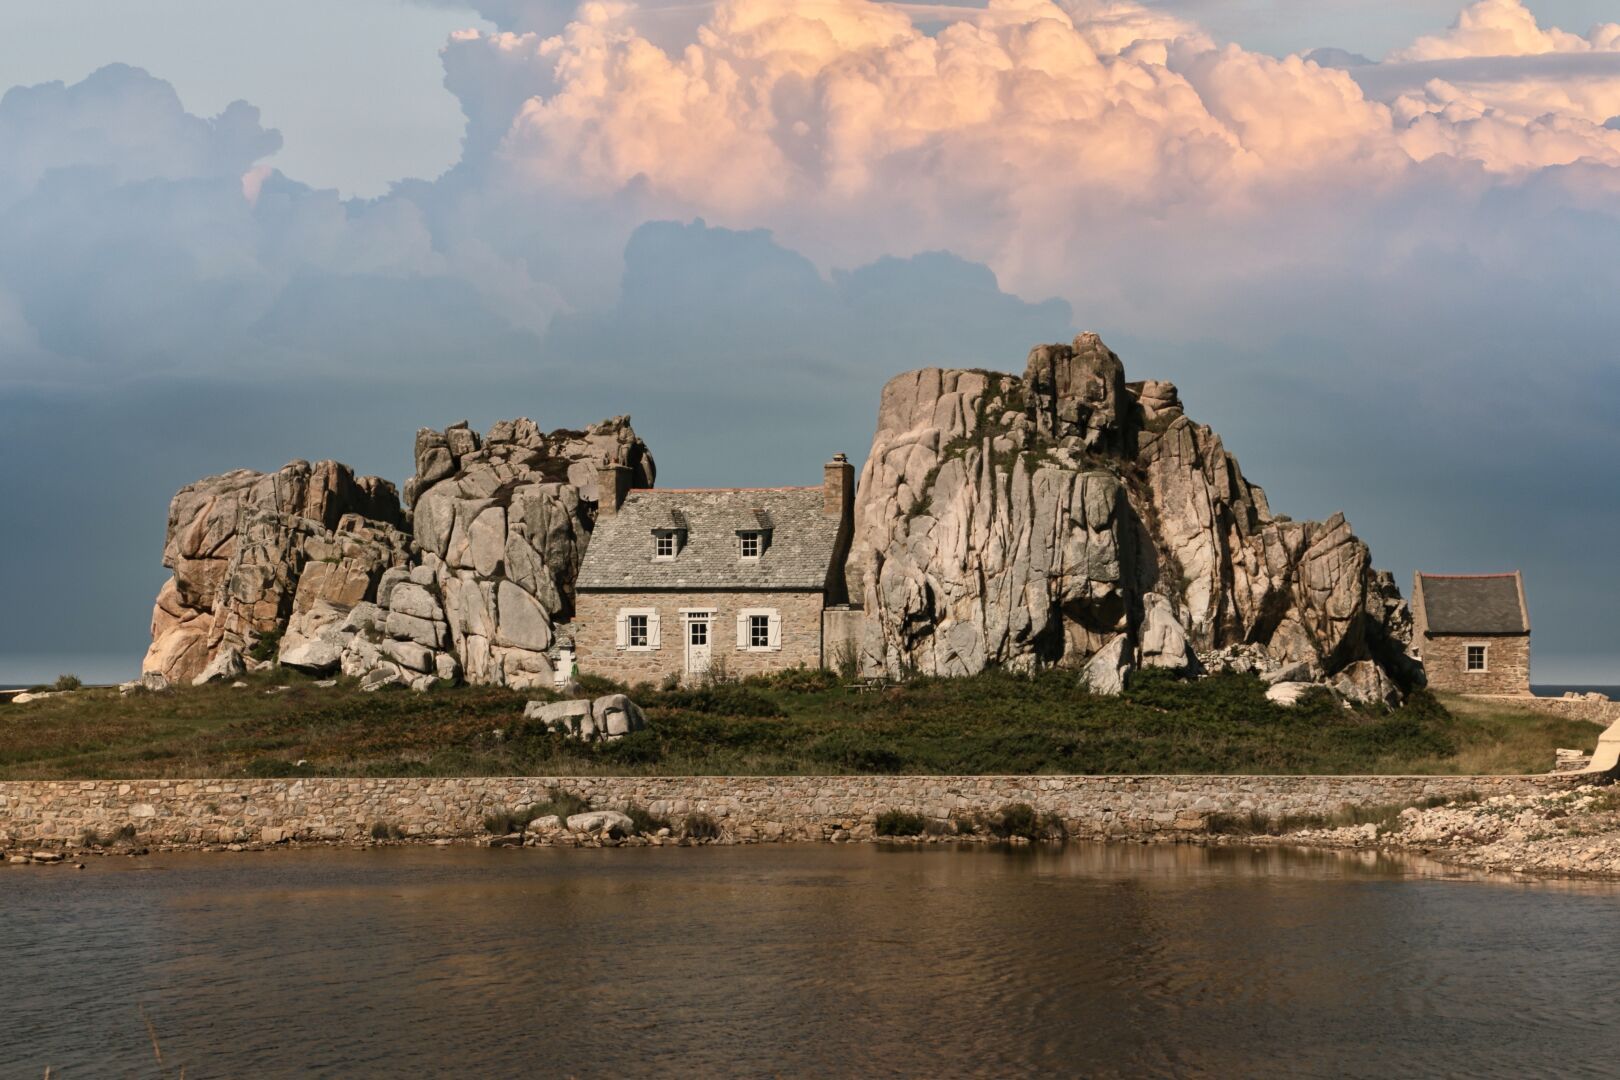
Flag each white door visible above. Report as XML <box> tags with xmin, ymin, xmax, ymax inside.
<box><xmin>685</xmin><ymin>613</ymin><xmax>712</xmax><ymax>676</ymax></box>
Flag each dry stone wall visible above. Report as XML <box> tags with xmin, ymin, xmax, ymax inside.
<box><xmin>0</xmin><ymin>774</ymin><xmax>1567</xmax><ymax>846</ymax></box>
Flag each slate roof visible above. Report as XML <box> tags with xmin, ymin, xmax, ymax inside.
<box><xmin>577</xmin><ymin>487</ymin><xmax>842</xmax><ymax>591</ymax></box>
<box><xmin>1416</xmin><ymin>572</ymin><xmax>1529</xmax><ymax>635</ymax></box>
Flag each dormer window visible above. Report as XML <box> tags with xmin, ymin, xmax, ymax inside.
<box><xmin>654</xmin><ymin>531</ymin><xmax>676</xmax><ymax>560</ymax></box>
<box><xmin>739</xmin><ymin>531</ymin><xmax>762</xmax><ymax>559</ymax></box>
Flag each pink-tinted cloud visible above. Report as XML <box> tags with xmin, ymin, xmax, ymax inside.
<box><xmin>440</xmin><ymin>0</ymin><xmax>1620</xmax><ymax>297</ymax></box>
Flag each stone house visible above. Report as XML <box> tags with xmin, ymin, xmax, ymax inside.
<box><xmin>1411</xmin><ymin>571</ymin><xmax>1531</xmax><ymax>695</ymax></box>
<box><xmin>572</xmin><ymin>455</ymin><xmax>859</xmax><ymax>684</ymax></box>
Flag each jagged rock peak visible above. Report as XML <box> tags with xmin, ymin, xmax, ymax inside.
<box><xmin>847</xmin><ymin>333</ymin><xmax>1415</xmax><ymax>699</ymax></box>
<box><xmin>405</xmin><ymin>414</ymin><xmax>654</xmax><ymax>509</ymax></box>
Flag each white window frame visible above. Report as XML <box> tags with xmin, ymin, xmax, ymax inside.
<box><xmin>653</xmin><ymin>532</ymin><xmax>676</xmax><ymax>560</ymax></box>
<box><xmin>616</xmin><ymin>607</ymin><xmax>660</xmax><ymax>652</ymax></box>
<box><xmin>1464</xmin><ymin>643</ymin><xmax>1488</xmax><ymax>673</ymax></box>
<box><xmin>736</xmin><ymin>607</ymin><xmax>782</xmax><ymax>652</ymax></box>
<box><xmin>739</xmin><ymin>532</ymin><xmax>763</xmax><ymax>560</ymax></box>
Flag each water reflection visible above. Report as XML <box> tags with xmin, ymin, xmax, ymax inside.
<box><xmin>1</xmin><ymin>843</ymin><xmax>1616</xmax><ymax>1078</ymax></box>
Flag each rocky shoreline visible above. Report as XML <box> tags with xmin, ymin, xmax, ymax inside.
<box><xmin>10</xmin><ymin>786</ymin><xmax>1620</xmax><ymax>881</ymax></box>
<box><xmin>1223</xmin><ymin>783</ymin><xmax>1620</xmax><ymax>879</ymax></box>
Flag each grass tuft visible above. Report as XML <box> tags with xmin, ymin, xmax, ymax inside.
<box><xmin>623</xmin><ymin>804</ymin><xmax>670</xmax><ymax>835</ymax></box>
<box><xmin>682</xmin><ymin>811</ymin><xmax>721</xmax><ymax>840</ymax></box>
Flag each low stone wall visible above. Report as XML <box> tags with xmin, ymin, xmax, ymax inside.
<box><xmin>0</xmin><ymin>773</ymin><xmax>1572</xmax><ymax>846</ymax></box>
<box><xmin>1515</xmin><ymin>695</ymin><xmax>1620</xmax><ymax>727</ymax></box>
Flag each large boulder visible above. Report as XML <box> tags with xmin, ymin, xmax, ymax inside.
<box><xmin>523</xmin><ymin>694</ymin><xmax>647</xmax><ymax>740</ymax></box>
<box><xmin>1083</xmin><ymin>634</ymin><xmax>1132</xmax><ymax>696</ymax></box>
<box><xmin>847</xmin><ymin>333</ymin><xmax>1415</xmax><ymax>693</ymax></box>
<box><xmin>142</xmin><ymin>460</ymin><xmax>410</xmax><ymax>685</ymax></box>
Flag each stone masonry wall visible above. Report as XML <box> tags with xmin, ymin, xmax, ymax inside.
<box><xmin>1422</xmin><ymin>634</ymin><xmax>1531</xmax><ymax>695</ymax></box>
<box><xmin>0</xmin><ymin>774</ymin><xmax>1568</xmax><ymax>846</ymax></box>
<box><xmin>1510</xmin><ymin>695</ymin><xmax>1620</xmax><ymax>727</ymax></box>
<box><xmin>574</xmin><ymin>590</ymin><xmax>825</xmax><ymax>685</ymax></box>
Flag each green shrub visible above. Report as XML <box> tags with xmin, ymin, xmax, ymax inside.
<box><xmin>875</xmin><ymin>809</ymin><xmax>928</xmax><ymax>836</ymax></box>
<box><xmin>52</xmin><ymin>674</ymin><xmax>82</xmax><ymax>692</ymax></box>
<box><xmin>485</xmin><ymin>788</ymin><xmax>592</xmax><ymax>834</ymax></box>
<box><xmin>809</xmin><ymin>730</ymin><xmax>903</xmax><ymax>772</ymax></box>
<box><xmin>682</xmin><ymin>811</ymin><xmax>721</xmax><ymax>840</ymax></box>
<box><xmin>747</xmin><ymin>666</ymin><xmax>840</xmax><ymax>694</ymax></box>
<box><xmin>575</xmin><ymin>673</ymin><xmax>627</xmax><ymax>696</ymax></box>
<box><xmin>247</xmin><ymin>629</ymin><xmax>283</xmax><ymax>664</ymax></box>
<box><xmin>624</xmin><ymin>804</ymin><xmax>671</xmax><ymax>835</ymax></box>
<box><xmin>527</xmin><ymin>788</ymin><xmax>589</xmax><ymax>821</ymax></box>
<box><xmin>988</xmin><ymin>802</ymin><xmax>1063</xmax><ymax>841</ymax></box>
<box><xmin>369</xmin><ymin>821</ymin><xmax>404</xmax><ymax>840</ymax></box>
<box><xmin>646</xmin><ymin>685</ymin><xmax>783</xmax><ymax>718</ymax></box>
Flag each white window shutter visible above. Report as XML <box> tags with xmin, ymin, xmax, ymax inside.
<box><xmin>615</xmin><ymin>611</ymin><xmax>628</xmax><ymax>650</ymax></box>
<box><xmin>649</xmin><ymin>611</ymin><xmax>662</xmax><ymax>649</ymax></box>
<box><xmin>768</xmin><ymin>609</ymin><xmax>782</xmax><ymax>650</ymax></box>
<box><xmin>737</xmin><ymin>613</ymin><xmax>748</xmax><ymax>649</ymax></box>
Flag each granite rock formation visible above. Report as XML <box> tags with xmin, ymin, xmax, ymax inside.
<box><xmin>142</xmin><ymin>417</ymin><xmax>653</xmax><ymax>690</ymax></box>
<box><xmin>337</xmin><ymin>416</ymin><xmax>654</xmax><ymax>690</ymax></box>
<box><xmin>143</xmin><ymin>461</ymin><xmax>411</xmax><ymax>685</ymax></box>
<box><xmin>846</xmin><ymin>333</ymin><xmax>1416</xmax><ymax>701</ymax></box>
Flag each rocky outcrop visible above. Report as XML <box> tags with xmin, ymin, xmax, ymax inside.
<box><xmin>340</xmin><ymin>416</ymin><xmax>653</xmax><ymax>690</ymax></box>
<box><xmin>143</xmin><ymin>461</ymin><xmax>411</xmax><ymax>685</ymax></box>
<box><xmin>847</xmin><ymin>333</ymin><xmax>1416</xmax><ymax>699</ymax></box>
<box><xmin>143</xmin><ymin>416</ymin><xmax>654</xmax><ymax>691</ymax></box>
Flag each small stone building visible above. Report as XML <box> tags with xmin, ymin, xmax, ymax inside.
<box><xmin>1412</xmin><ymin>571</ymin><xmax>1531</xmax><ymax>695</ymax></box>
<box><xmin>573</xmin><ymin>455</ymin><xmax>857</xmax><ymax>684</ymax></box>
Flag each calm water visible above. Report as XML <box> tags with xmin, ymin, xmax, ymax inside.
<box><xmin>2</xmin><ymin>845</ymin><xmax>1617</xmax><ymax>1078</ymax></box>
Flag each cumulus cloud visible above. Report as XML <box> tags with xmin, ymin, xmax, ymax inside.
<box><xmin>454</xmin><ymin>0</ymin><xmax>1620</xmax><ymax>296</ymax></box>
<box><xmin>1393</xmin><ymin>0</ymin><xmax>1619</xmax><ymax>61</ymax></box>
<box><xmin>0</xmin><ymin>63</ymin><xmax>280</xmax><ymax>206</ymax></box>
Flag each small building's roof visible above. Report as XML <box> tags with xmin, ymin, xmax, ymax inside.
<box><xmin>1416</xmin><ymin>572</ymin><xmax>1529</xmax><ymax>635</ymax></box>
<box><xmin>577</xmin><ymin>487</ymin><xmax>839</xmax><ymax>591</ymax></box>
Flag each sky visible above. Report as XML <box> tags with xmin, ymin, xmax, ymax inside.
<box><xmin>0</xmin><ymin>0</ymin><xmax>1617</xmax><ymax>684</ymax></box>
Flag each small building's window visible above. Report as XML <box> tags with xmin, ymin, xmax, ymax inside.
<box><xmin>739</xmin><ymin>532</ymin><xmax>762</xmax><ymax>559</ymax></box>
<box><xmin>1466</xmin><ymin>645</ymin><xmax>1487</xmax><ymax>672</ymax></box>
<box><xmin>628</xmin><ymin>613</ymin><xmax>650</xmax><ymax>648</ymax></box>
<box><xmin>654</xmin><ymin>533</ymin><xmax>675</xmax><ymax>559</ymax></box>
<box><xmin>738</xmin><ymin>608</ymin><xmax>780</xmax><ymax>651</ymax></box>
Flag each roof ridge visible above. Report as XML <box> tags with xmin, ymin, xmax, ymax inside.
<box><xmin>630</xmin><ymin>486</ymin><xmax>821</xmax><ymax>493</ymax></box>
<box><xmin>1419</xmin><ymin>571</ymin><xmax>1520</xmax><ymax>579</ymax></box>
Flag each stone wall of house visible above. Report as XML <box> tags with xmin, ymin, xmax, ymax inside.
<box><xmin>1421</xmin><ymin>634</ymin><xmax>1531</xmax><ymax>695</ymax></box>
<box><xmin>574</xmin><ymin>590</ymin><xmax>826</xmax><ymax>684</ymax></box>
<box><xmin>821</xmin><ymin>606</ymin><xmax>866</xmax><ymax>674</ymax></box>
<box><xmin>0</xmin><ymin>774</ymin><xmax>1568</xmax><ymax>846</ymax></box>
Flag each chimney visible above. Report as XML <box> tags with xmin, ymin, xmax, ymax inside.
<box><xmin>596</xmin><ymin>459</ymin><xmax>631</xmax><ymax>517</ymax></box>
<box><xmin>823</xmin><ymin>452</ymin><xmax>854</xmax><ymax>520</ymax></box>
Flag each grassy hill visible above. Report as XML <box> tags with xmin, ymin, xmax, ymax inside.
<box><xmin>0</xmin><ymin>667</ymin><xmax>1597</xmax><ymax>780</ymax></box>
